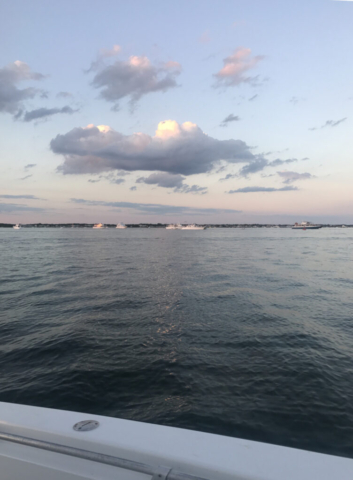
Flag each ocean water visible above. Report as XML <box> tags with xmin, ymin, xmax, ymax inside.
<box><xmin>1</xmin><ymin>227</ymin><xmax>353</xmax><ymax>458</ymax></box>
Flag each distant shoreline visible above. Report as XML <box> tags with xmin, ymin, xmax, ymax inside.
<box><xmin>1</xmin><ymin>223</ymin><xmax>352</xmax><ymax>229</ymax></box>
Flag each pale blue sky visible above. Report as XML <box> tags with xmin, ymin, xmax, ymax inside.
<box><xmin>0</xmin><ymin>0</ymin><xmax>352</xmax><ymax>223</ymax></box>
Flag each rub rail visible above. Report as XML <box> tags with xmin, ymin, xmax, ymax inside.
<box><xmin>0</xmin><ymin>431</ymin><xmax>209</xmax><ymax>480</ymax></box>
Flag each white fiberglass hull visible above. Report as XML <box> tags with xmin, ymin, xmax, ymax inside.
<box><xmin>292</xmin><ymin>226</ymin><xmax>322</xmax><ymax>230</ymax></box>
<box><xmin>181</xmin><ymin>226</ymin><xmax>205</xmax><ymax>230</ymax></box>
<box><xmin>1</xmin><ymin>401</ymin><xmax>351</xmax><ymax>480</ymax></box>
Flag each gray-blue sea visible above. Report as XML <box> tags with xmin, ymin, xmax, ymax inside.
<box><xmin>1</xmin><ymin>227</ymin><xmax>353</xmax><ymax>457</ymax></box>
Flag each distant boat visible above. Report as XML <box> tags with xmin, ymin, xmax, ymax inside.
<box><xmin>166</xmin><ymin>224</ymin><xmax>182</xmax><ymax>230</ymax></box>
<box><xmin>116</xmin><ymin>223</ymin><xmax>127</xmax><ymax>229</ymax></box>
<box><xmin>181</xmin><ymin>224</ymin><xmax>205</xmax><ymax>230</ymax></box>
<box><xmin>93</xmin><ymin>223</ymin><xmax>105</xmax><ymax>229</ymax></box>
<box><xmin>292</xmin><ymin>221</ymin><xmax>322</xmax><ymax>230</ymax></box>
<box><xmin>13</xmin><ymin>224</ymin><xmax>21</xmax><ymax>230</ymax></box>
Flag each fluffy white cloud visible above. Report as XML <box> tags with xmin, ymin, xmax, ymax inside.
<box><xmin>51</xmin><ymin>120</ymin><xmax>255</xmax><ymax>175</ymax></box>
<box><xmin>214</xmin><ymin>48</ymin><xmax>264</xmax><ymax>87</ymax></box>
<box><xmin>0</xmin><ymin>61</ymin><xmax>45</xmax><ymax>114</ymax></box>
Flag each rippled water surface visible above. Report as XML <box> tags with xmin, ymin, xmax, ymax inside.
<box><xmin>1</xmin><ymin>228</ymin><xmax>353</xmax><ymax>457</ymax></box>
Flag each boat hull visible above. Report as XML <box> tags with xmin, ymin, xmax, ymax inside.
<box><xmin>292</xmin><ymin>226</ymin><xmax>322</xmax><ymax>230</ymax></box>
<box><xmin>0</xmin><ymin>401</ymin><xmax>352</xmax><ymax>480</ymax></box>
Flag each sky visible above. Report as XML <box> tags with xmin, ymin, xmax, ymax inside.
<box><xmin>0</xmin><ymin>0</ymin><xmax>353</xmax><ymax>224</ymax></box>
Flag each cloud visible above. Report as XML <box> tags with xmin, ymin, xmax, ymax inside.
<box><xmin>24</xmin><ymin>163</ymin><xmax>36</xmax><ymax>170</ymax></box>
<box><xmin>136</xmin><ymin>172</ymin><xmax>207</xmax><ymax>194</ymax></box>
<box><xmin>23</xmin><ymin>105</ymin><xmax>78</xmax><ymax>122</ymax></box>
<box><xmin>0</xmin><ymin>60</ymin><xmax>45</xmax><ymax>115</ymax></box>
<box><xmin>130</xmin><ymin>186</ymin><xmax>137</xmax><ymax>191</ymax></box>
<box><xmin>237</xmin><ymin>157</ymin><xmax>268</xmax><ymax>177</ymax></box>
<box><xmin>137</xmin><ymin>172</ymin><xmax>184</xmax><ymax>188</ymax></box>
<box><xmin>227</xmin><ymin>186</ymin><xmax>298</xmax><ymax>193</ymax></box>
<box><xmin>71</xmin><ymin>198</ymin><xmax>241</xmax><ymax>215</ymax></box>
<box><xmin>99</xmin><ymin>45</ymin><xmax>121</xmax><ymax>58</ymax></box>
<box><xmin>289</xmin><ymin>96</ymin><xmax>305</xmax><ymax>105</ymax></box>
<box><xmin>268</xmin><ymin>158</ymin><xmax>298</xmax><ymax>167</ymax></box>
<box><xmin>86</xmin><ymin>45</ymin><xmax>122</xmax><ymax>73</ymax></box>
<box><xmin>0</xmin><ymin>202</ymin><xmax>44</xmax><ymax>213</ymax></box>
<box><xmin>20</xmin><ymin>175</ymin><xmax>32</xmax><ymax>180</ymax></box>
<box><xmin>56</xmin><ymin>91</ymin><xmax>73</xmax><ymax>99</ymax></box>
<box><xmin>214</xmin><ymin>48</ymin><xmax>264</xmax><ymax>87</ymax></box>
<box><xmin>219</xmin><ymin>173</ymin><xmax>237</xmax><ymax>181</ymax></box>
<box><xmin>51</xmin><ymin>120</ymin><xmax>256</xmax><ymax>176</ymax></box>
<box><xmin>221</xmin><ymin>157</ymin><xmax>299</xmax><ymax>180</ymax></box>
<box><xmin>248</xmin><ymin>94</ymin><xmax>258</xmax><ymax>101</ymax></box>
<box><xmin>277</xmin><ymin>171</ymin><xmax>314</xmax><ymax>184</ymax></box>
<box><xmin>309</xmin><ymin>118</ymin><xmax>347</xmax><ymax>130</ymax></box>
<box><xmin>0</xmin><ymin>194</ymin><xmax>42</xmax><ymax>199</ymax></box>
<box><xmin>110</xmin><ymin>178</ymin><xmax>125</xmax><ymax>185</ymax></box>
<box><xmin>220</xmin><ymin>113</ymin><xmax>240</xmax><ymax>127</ymax></box>
<box><xmin>89</xmin><ymin>54</ymin><xmax>181</xmax><ymax>109</ymax></box>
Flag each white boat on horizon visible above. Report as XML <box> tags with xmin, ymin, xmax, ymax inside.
<box><xmin>292</xmin><ymin>221</ymin><xmax>322</xmax><ymax>230</ymax></box>
<box><xmin>0</xmin><ymin>401</ymin><xmax>351</xmax><ymax>480</ymax></box>
<box><xmin>93</xmin><ymin>223</ymin><xmax>105</xmax><ymax>229</ymax></box>
<box><xmin>181</xmin><ymin>224</ymin><xmax>206</xmax><ymax>230</ymax></box>
<box><xmin>13</xmin><ymin>224</ymin><xmax>21</xmax><ymax>230</ymax></box>
<box><xmin>116</xmin><ymin>223</ymin><xmax>127</xmax><ymax>229</ymax></box>
<box><xmin>166</xmin><ymin>224</ymin><xmax>183</xmax><ymax>230</ymax></box>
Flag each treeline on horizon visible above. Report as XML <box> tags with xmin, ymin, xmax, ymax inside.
<box><xmin>1</xmin><ymin>223</ymin><xmax>352</xmax><ymax>228</ymax></box>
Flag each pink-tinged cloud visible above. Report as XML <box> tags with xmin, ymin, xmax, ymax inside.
<box><xmin>214</xmin><ymin>47</ymin><xmax>264</xmax><ymax>87</ymax></box>
<box><xmin>90</xmin><ymin>55</ymin><xmax>181</xmax><ymax>109</ymax></box>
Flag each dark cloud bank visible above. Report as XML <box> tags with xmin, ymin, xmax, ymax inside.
<box><xmin>50</xmin><ymin>121</ymin><xmax>256</xmax><ymax>176</ymax></box>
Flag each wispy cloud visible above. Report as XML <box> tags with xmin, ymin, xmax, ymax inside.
<box><xmin>136</xmin><ymin>172</ymin><xmax>207</xmax><ymax>194</ymax></box>
<box><xmin>227</xmin><ymin>186</ymin><xmax>298</xmax><ymax>193</ymax></box>
<box><xmin>219</xmin><ymin>173</ymin><xmax>237</xmax><ymax>182</ymax></box>
<box><xmin>0</xmin><ymin>202</ymin><xmax>45</xmax><ymax>213</ymax></box>
<box><xmin>277</xmin><ymin>171</ymin><xmax>314</xmax><ymax>184</ymax></box>
<box><xmin>0</xmin><ymin>194</ymin><xmax>42</xmax><ymax>200</ymax></box>
<box><xmin>71</xmin><ymin>198</ymin><xmax>241</xmax><ymax>215</ymax></box>
<box><xmin>290</xmin><ymin>96</ymin><xmax>305</xmax><ymax>105</ymax></box>
<box><xmin>222</xmin><ymin>157</ymin><xmax>299</xmax><ymax>180</ymax></box>
<box><xmin>214</xmin><ymin>47</ymin><xmax>264</xmax><ymax>88</ymax></box>
<box><xmin>24</xmin><ymin>163</ymin><xmax>36</xmax><ymax>170</ymax></box>
<box><xmin>220</xmin><ymin>113</ymin><xmax>240</xmax><ymax>127</ymax></box>
<box><xmin>20</xmin><ymin>175</ymin><xmax>32</xmax><ymax>180</ymax></box>
<box><xmin>22</xmin><ymin>105</ymin><xmax>79</xmax><ymax>122</ymax></box>
<box><xmin>309</xmin><ymin>118</ymin><xmax>347</xmax><ymax>131</ymax></box>
<box><xmin>237</xmin><ymin>157</ymin><xmax>268</xmax><ymax>177</ymax></box>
